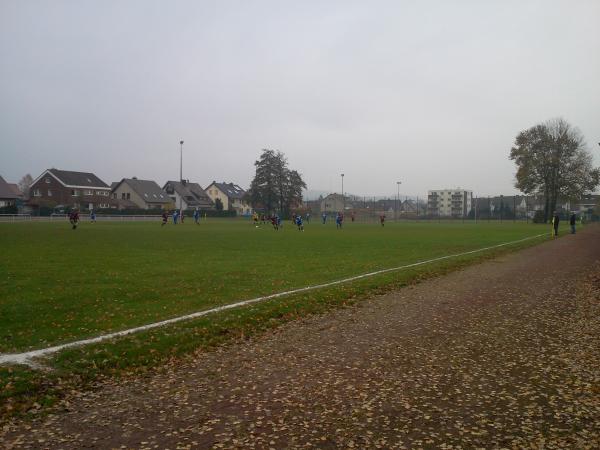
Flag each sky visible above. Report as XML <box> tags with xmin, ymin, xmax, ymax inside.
<box><xmin>1</xmin><ymin>0</ymin><xmax>599</xmax><ymax>198</ymax></box>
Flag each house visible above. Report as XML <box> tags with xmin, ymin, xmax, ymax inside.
<box><xmin>427</xmin><ymin>189</ymin><xmax>473</xmax><ymax>217</ymax></box>
<box><xmin>320</xmin><ymin>193</ymin><xmax>349</xmax><ymax>212</ymax></box>
<box><xmin>205</xmin><ymin>181</ymin><xmax>252</xmax><ymax>215</ymax></box>
<box><xmin>163</xmin><ymin>180</ymin><xmax>214</xmax><ymax>211</ymax></box>
<box><xmin>111</xmin><ymin>177</ymin><xmax>173</xmax><ymax>210</ymax></box>
<box><xmin>0</xmin><ymin>175</ymin><xmax>22</xmax><ymax>207</ymax></box>
<box><xmin>28</xmin><ymin>168</ymin><xmax>113</xmax><ymax>210</ymax></box>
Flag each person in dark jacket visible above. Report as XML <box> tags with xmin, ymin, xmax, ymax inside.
<box><xmin>552</xmin><ymin>212</ymin><xmax>560</xmax><ymax>237</ymax></box>
<box><xmin>69</xmin><ymin>210</ymin><xmax>79</xmax><ymax>230</ymax></box>
<box><xmin>569</xmin><ymin>213</ymin><xmax>577</xmax><ymax>234</ymax></box>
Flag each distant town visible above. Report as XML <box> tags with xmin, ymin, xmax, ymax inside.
<box><xmin>0</xmin><ymin>168</ymin><xmax>599</xmax><ymax>221</ymax></box>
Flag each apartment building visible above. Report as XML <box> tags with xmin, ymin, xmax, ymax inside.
<box><xmin>427</xmin><ymin>189</ymin><xmax>473</xmax><ymax>217</ymax></box>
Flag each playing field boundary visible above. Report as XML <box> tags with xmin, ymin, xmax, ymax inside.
<box><xmin>0</xmin><ymin>233</ymin><xmax>546</xmax><ymax>367</ymax></box>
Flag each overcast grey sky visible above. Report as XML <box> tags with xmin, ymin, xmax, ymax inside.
<box><xmin>1</xmin><ymin>0</ymin><xmax>599</xmax><ymax>198</ymax></box>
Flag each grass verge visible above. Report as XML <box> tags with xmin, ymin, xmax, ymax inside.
<box><xmin>0</xmin><ymin>234</ymin><xmax>548</xmax><ymax>422</ymax></box>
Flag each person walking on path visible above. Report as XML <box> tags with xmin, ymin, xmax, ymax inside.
<box><xmin>552</xmin><ymin>212</ymin><xmax>560</xmax><ymax>238</ymax></box>
<box><xmin>569</xmin><ymin>213</ymin><xmax>577</xmax><ymax>234</ymax></box>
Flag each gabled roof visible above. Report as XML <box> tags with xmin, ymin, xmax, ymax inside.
<box><xmin>207</xmin><ymin>181</ymin><xmax>247</xmax><ymax>200</ymax></box>
<box><xmin>113</xmin><ymin>178</ymin><xmax>171</xmax><ymax>204</ymax></box>
<box><xmin>163</xmin><ymin>181</ymin><xmax>214</xmax><ymax>209</ymax></box>
<box><xmin>32</xmin><ymin>169</ymin><xmax>110</xmax><ymax>189</ymax></box>
<box><xmin>0</xmin><ymin>175</ymin><xmax>20</xmax><ymax>199</ymax></box>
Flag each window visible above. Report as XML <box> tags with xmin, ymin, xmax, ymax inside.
<box><xmin>121</xmin><ymin>193</ymin><xmax>126</xmax><ymax>199</ymax></box>
<box><xmin>45</xmin><ymin>178</ymin><xmax>50</xmax><ymax>184</ymax></box>
<box><xmin>71</xmin><ymin>189</ymin><xmax>80</xmax><ymax>196</ymax></box>
<box><xmin>33</xmin><ymin>189</ymin><xmax>41</xmax><ymax>197</ymax></box>
<box><xmin>97</xmin><ymin>190</ymin><xmax>106</xmax><ymax>196</ymax></box>
<box><xmin>47</xmin><ymin>190</ymin><xmax>52</xmax><ymax>197</ymax></box>
<box><xmin>113</xmin><ymin>193</ymin><xmax>117</xmax><ymax>199</ymax></box>
<box><xmin>126</xmin><ymin>193</ymin><xmax>130</xmax><ymax>200</ymax></box>
<box><xmin>84</xmin><ymin>190</ymin><xmax>93</xmax><ymax>196</ymax></box>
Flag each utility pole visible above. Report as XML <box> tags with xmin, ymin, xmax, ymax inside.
<box><xmin>341</xmin><ymin>173</ymin><xmax>344</xmax><ymax>212</ymax></box>
<box><xmin>396</xmin><ymin>181</ymin><xmax>401</xmax><ymax>221</ymax></box>
<box><xmin>179</xmin><ymin>140</ymin><xmax>184</xmax><ymax>211</ymax></box>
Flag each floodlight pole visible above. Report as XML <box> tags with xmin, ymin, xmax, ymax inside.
<box><xmin>396</xmin><ymin>181</ymin><xmax>401</xmax><ymax>221</ymax></box>
<box><xmin>179</xmin><ymin>140</ymin><xmax>184</xmax><ymax>211</ymax></box>
<box><xmin>341</xmin><ymin>173</ymin><xmax>344</xmax><ymax>211</ymax></box>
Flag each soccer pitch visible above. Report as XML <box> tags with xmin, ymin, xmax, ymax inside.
<box><xmin>0</xmin><ymin>219</ymin><xmax>552</xmax><ymax>354</ymax></box>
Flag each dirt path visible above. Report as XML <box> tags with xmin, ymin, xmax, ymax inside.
<box><xmin>3</xmin><ymin>227</ymin><xmax>600</xmax><ymax>449</ymax></box>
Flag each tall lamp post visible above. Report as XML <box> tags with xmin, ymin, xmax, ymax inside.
<box><xmin>179</xmin><ymin>140</ymin><xmax>184</xmax><ymax>211</ymax></box>
<box><xmin>341</xmin><ymin>173</ymin><xmax>345</xmax><ymax>212</ymax></box>
<box><xmin>396</xmin><ymin>181</ymin><xmax>401</xmax><ymax>221</ymax></box>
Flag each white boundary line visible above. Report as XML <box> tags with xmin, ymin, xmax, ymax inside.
<box><xmin>0</xmin><ymin>233</ymin><xmax>546</xmax><ymax>367</ymax></box>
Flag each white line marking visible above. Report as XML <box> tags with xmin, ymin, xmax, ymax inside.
<box><xmin>0</xmin><ymin>233</ymin><xmax>545</xmax><ymax>367</ymax></box>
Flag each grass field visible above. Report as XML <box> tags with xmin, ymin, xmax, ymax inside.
<box><xmin>1</xmin><ymin>218</ymin><xmax>554</xmax><ymax>353</ymax></box>
<box><xmin>0</xmin><ymin>218</ymin><xmax>558</xmax><ymax>418</ymax></box>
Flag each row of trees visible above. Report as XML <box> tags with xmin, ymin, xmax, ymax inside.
<box><xmin>510</xmin><ymin>118</ymin><xmax>599</xmax><ymax>222</ymax></box>
<box><xmin>246</xmin><ymin>149</ymin><xmax>306</xmax><ymax>218</ymax></box>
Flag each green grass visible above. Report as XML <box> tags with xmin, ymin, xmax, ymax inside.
<box><xmin>1</xmin><ymin>219</ymin><xmax>550</xmax><ymax>353</ymax></box>
<box><xmin>0</xmin><ymin>218</ymin><xmax>558</xmax><ymax>419</ymax></box>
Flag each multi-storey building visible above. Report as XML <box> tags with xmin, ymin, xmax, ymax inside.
<box><xmin>163</xmin><ymin>180</ymin><xmax>214</xmax><ymax>211</ymax></box>
<box><xmin>28</xmin><ymin>168</ymin><xmax>113</xmax><ymax>211</ymax></box>
<box><xmin>205</xmin><ymin>181</ymin><xmax>252</xmax><ymax>215</ymax></box>
<box><xmin>427</xmin><ymin>189</ymin><xmax>472</xmax><ymax>217</ymax></box>
<box><xmin>111</xmin><ymin>177</ymin><xmax>173</xmax><ymax>210</ymax></box>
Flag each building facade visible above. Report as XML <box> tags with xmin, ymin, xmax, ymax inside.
<box><xmin>427</xmin><ymin>189</ymin><xmax>473</xmax><ymax>217</ymax></box>
<box><xmin>320</xmin><ymin>193</ymin><xmax>348</xmax><ymax>212</ymax></box>
<box><xmin>0</xmin><ymin>175</ymin><xmax>22</xmax><ymax>207</ymax></box>
<box><xmin>163</xmin><ymin>180</ymin><xmax>214</xmax><ymax>211</ymax></box>
<box><xmin>111</xmin><ymin>178</ymin><xmax>173</xmax><ymax>210</ymax></box>
<box><xmin>28</xmin><ymin>169</ymin><xmax>113</xmax><ymax>210</ymax></box>
<box><xmin>205</xmin><ymin>182</ymin><xmax>252</xmax><ymax>215</ymax></box>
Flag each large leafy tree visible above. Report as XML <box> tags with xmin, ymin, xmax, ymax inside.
<box><xmin>509</xmin><ymin>118</ymin><xmax>599</xmax><ymax>222</ymax></box>
<box><xmin>247</xmin><ymin>149</ymin><xmax>306</xmax><ymax>217</ymax></box>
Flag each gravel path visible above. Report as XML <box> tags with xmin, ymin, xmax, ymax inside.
<box><xmin>3</xmin><ymin>226</ymin><xmax>600</xmax><ymax>449</ymax></box>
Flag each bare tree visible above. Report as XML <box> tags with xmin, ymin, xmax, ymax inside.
<box><xmin>510</xmin><ymin>118</ymin><xmax>600</xmax><ymax>222</ymax></box>
<box><xmin>18</xmin><ymin>174</ymin><xmax>33</xmax><ymax>198</ymax></box>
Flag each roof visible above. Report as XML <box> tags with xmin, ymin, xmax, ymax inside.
<box><xmin>207</xmin><ymin>181</ymin><xmax>247</xmax><ymax>200</ymax></box>
<box><xmin>0</xmin><ymin>175</ymin><xmax>20</xmax><ymax>199</ymax></box>
<box><xmin>43</xmin><ymin>169</ymin><xmax>110</xmax><ymax>188</ymax></box>
<box><xmin>163</xmin><ymin>181</ymin><xmax>214</xmax><ymax>209</ymax></box>
<box><xmin>114</xmin><ymin>178</ymin><xmax>171</xmax><ymax>204</ymax></box>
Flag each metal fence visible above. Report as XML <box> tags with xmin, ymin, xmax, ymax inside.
<box><xmin>0</xmin><ymin>214</ymin><xmax>164</xmax><ymax>222</ymax></box>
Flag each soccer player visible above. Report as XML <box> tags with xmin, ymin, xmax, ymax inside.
<box><xmin>322</xmin><ymin>212</ymin><xmax>327</xmax><ymax>224</ymax></box>
<box><xmin>336</xmin><ymin>212</ymin><xmax>343</xmax><ymax>229</ymax></box>
<box><xmin>379</xmin><ymin>214</ymin><xmax>385</xmax><ymax>227</ymax></box>
<box><xmin>193</xmin><ymin>208</ymin><xmax>200</xmax><ymax>225</ymax></box>
<box><xmin>69</xmin><ymin>209</ymin><xmax>79</xmax><ymax>230</ymax></box>
<box><xmin>295</xmin><ymin>214</ymin><xmax>304</xmax><ymax>231</ymax></box>
<box><xmin>90</xmin><ymin>210</ymin><xmax>96</xmax><ymax>223</ymax></box>
<box><xmin>271</xmin><ymin>215</ymin><xmax>279</xmax><ymax>230</ymax></box>
<box><xmin>161</xmin><ymin>211</ymin><xmax>168</xmax><ymax>226</ymax></box>
<box><xmin>180</xmin><ymin>210</ymin><xmax>185</xmax><ymax>224</ymax></box>
<box><xmin>173</xmin><ymin>210</ymin><xmax>178</xmax><ymax>225</ymax></box>
<box><xmin>252</xmin><ymin>212</ymin><xmax>259</xmax><ymax>227</ymax></box>
<box><xmin>306</xmin><ymin>213</ymin><xmax>311</xmax><ymax>224</ymax></box>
